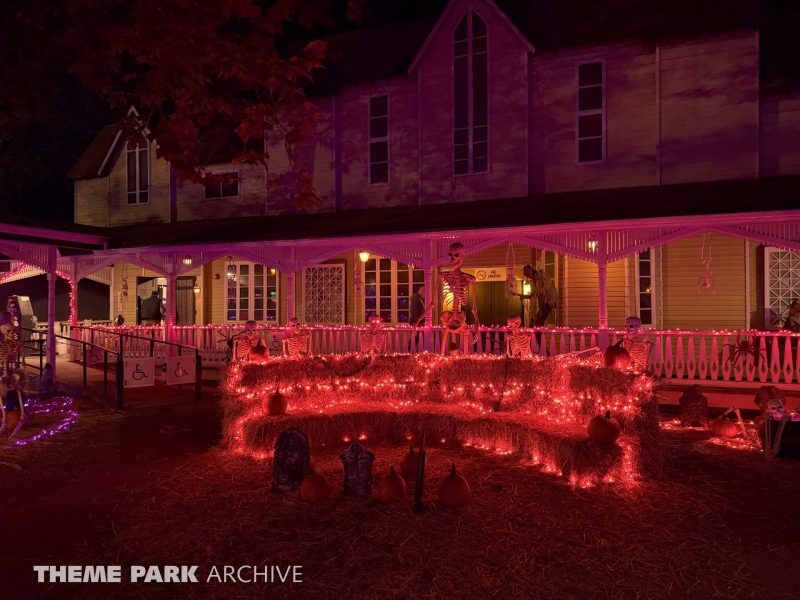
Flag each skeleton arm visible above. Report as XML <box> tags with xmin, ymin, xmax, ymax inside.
<box><xmin>469</xmin><ymin>275</ymin><xmax>480</xmax><ymax>343</ymax></box>
<box><xmin>415</xmin><ymin>272</ymin><xmax>446</xmax><ymax>328</ymax></box>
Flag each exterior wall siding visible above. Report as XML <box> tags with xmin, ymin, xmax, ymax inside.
<box><xmin>74</xmin><ymin>178</ymin><xmax>109</xmax><ymax>227</ymax></box>
<box><xmin>660</xmin><ymin>31</ymin><xmax>759</xmax><ymax>184</ymax></box>
<box><xmin>760</xmin><ymin>91</ymin><xmax>800</xmax><ymax>177</ymax></box>
<box><xmin>661</xmin><ymin>234</ymin><xmax>748</xmax><ymax>330</ymax></box>
<box><xmin>530</xmin><ymin>42</ymin><xmax>656</xmax><ymax>194</ymax></box>
<box><xmin>176</xmin><ymin>163</ymin><xmax>267</xmax><ymax>221</ymax></box>
<box><xmin>562</xmin><ymin>257</ymin><xmax>627</xmax><ymax>328</ymax></box>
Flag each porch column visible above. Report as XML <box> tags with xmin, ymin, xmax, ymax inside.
<box><xmin>596</xmin><ymin>233</ymin><xmax>609</xmax><ymax>350</ymax></box>
<box><xmin>284</xmin><ymin>247</ymin><xmax>295</xmax><ymax>322</ymax></box>
<box><xmin>166</xmin><ymin>272</ymin><xmax>177</xmax><ymax>344</ymax></box>
<box><xmin>422</xmin><ymin>241</ymin><xmax>434</xmax><ymax>352</ymax></box>
<box><xmin>46</xmin><ymin>246</ymin><xmax>57</xmax><ymax>376</ymax></box>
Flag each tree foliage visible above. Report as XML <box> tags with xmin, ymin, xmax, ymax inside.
<box><xmin>12</xmin><ymin>0</ymin><xmax>363</xmax><ymax>211</ymax></box>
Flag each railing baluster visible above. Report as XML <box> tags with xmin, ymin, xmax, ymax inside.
<box><xmin>698</xmin><ymin>336</ymin><xmax>708</xmax><ymax>380</ymax></box>
<box><xmin>709</xmin><ymin>336</ymin><xmax>719</xmax><ymax>381</ymax></box>
<box><xmin>769</xmin><ymin>336</ymin><xmax>781</xmax><ymax>383</ymax></box>
<box><xmin>686</xmin><ymin>336</ymin><xmax>696</xmax><ymax>380</ymax></box>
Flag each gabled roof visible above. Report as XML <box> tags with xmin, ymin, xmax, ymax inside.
<box><xmin>407</xmin><ymin>0</ymin><xmax>535</xmax><ymax>74</ymax></box>
<box><xmin>66</xmin><ymin>124</ymin><xmax>121</xmax><ymax>180</ymax></box>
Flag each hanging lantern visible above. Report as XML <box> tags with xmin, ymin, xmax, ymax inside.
<box><xmin>193</xmin><ymin>283</ymin><xmax>201</xmax><ymax>294</ymax></box>
<box><xmin>358</xmin><ymin>251</ymin><xmax>370</xmax><ymax>263</ymax></box>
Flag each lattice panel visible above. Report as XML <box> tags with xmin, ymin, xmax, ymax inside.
<box><xmin>303</xmin><ymin>264</ymin><xmax>345</xmax><ymax>324</ymax></box>
<box><xmin>766</xmin><ymin>248</ymin><xmax>800</xmax><ymax>328</ymax></box>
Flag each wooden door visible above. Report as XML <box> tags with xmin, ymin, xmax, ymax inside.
<box><xmin>175</xmin><ymin>276</ymin><xmax>196</xmax><ymax>326</ymax></box>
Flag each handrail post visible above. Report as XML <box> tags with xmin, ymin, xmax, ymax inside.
<box><xmin>103</xmin><ymin>350</ymin><xmax>108</xmax><ymax>403</ymax></box>
<box><xmin>195</xmin><ymin>351</ymin><xmax>202</xmax><ymax>403</ymax></box>
<box><xmin>115</xmin><ymin>353</ymin><xmax>124</xmax><ymax>410</ymax></box>
<box><xmin>82</xmin><ymin>342</ymin><xmax>87</xmax><ymax>389</ymax></box>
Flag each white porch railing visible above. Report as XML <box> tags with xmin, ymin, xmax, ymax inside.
<box><xmin>67</xmin><ymin>324</ymin><xmax>800</xmax><ymax>388</ymax></box>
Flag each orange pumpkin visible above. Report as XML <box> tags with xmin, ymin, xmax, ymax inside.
<box><xmin>438</xmin><ymin>463</ymin><xmax>471</xmax><ymax>507</ymax></box>
<box><xmin>588</xmin><ymin>410</ymin><xmax>621</xmax><ymax>445</ymax></box>
<box><xmin>4</xmin><ymin>411</ymin><xmax>20</xmax><ymax>432</ymax></box>
<box><xmin>250</xmin><ymin>340</ymin><xmax>267</xmax><ymax>358</ymax></box>
<box><xmin>299</xmin><ymin>473</ymin><xmax>332</xmax><ymax>503</ymax></box>
<box><xmin>264</xmin><ymin>390</ymin><xmax>287</xmax><ymax>416</ymax></box>
<box><xmin>399</xmin><ymin>445</ymin><xmax>420</xmax><ymax>480</ymax></box>
<box><xmin>376</xmin><ymin>467</ymin><xmax>407</xmax><ymax>504</ymax></box>
<box><xmin>604</xmin><ymin>342</ymin><xmax>631</xmax><ymax>371</ymax></box>
<box><xmin>709</xmin><ymin>416</ymin><xmax>738</xmax><ymax>438</ymax></box>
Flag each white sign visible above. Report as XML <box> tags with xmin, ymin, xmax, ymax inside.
<box><xmin>86</xmin><ymin>346</ymin><xmax>108</xmax><ymax>366</ymax></box>
<box><xmin>264</xmin><ymin>331</ymin><xmax>286</xmax><ymax>356</ymax></box>
<box><xmin>165</xmin><ymin>356</ymin><xmax>196</xmax><ymax>385</ymax></box>
<box><xmin>464</xmin><ymin>267</ymin><xmax>510</xmax><ymax>282</ymax></box>
<box><xmin>124</xmin><ymin>358</ymin><xmax>155</xmax><ymax>388</ymax></box>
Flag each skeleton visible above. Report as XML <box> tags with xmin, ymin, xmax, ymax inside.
<box><xmin>233</xmin><ymin>320</ymin><xmax>261</xmax><ymax>362</ymax></box>
<box><xmin>360</xmin><ymin>315</ymin><xmax>386</xmax><ymax>354</ymax></box>
<box><xmin>505</xmin><ymin>316</ymin><xmax>532</xmax><ymax>358</ymax></box>
<box><xmin>440</xmin><ymin>310</ymin><xmax>469</xmax><ymax>355</ymax></box>
<box><xmin>619</xmin><ymin>316</ymin><xmax>653</xmax><ymax>372</ymax></box>
<box><xmin>0</xmin><ymin>321</ymin><xmax>21</xmax><ymax>376</ymax></box>
<box><xmin>283</xmin><ymin>318</ymin><xmax>312</xmax><ymax>358</ymax></box>
<box><xmin>763</xmin><ymin>398</ymin><xmax>792</xmax><ymax>460</ymax></box>
<box><xmin>418</xmin><ymin>242</ymin><xmax>480</xmax><ymax>354</ymax></box>
<box><xmin>697</xmin><ymin>233</ymin><xmax>716</xmax><ymax>295</ymax></box>
<box><xmin>766</xmin><ymin>397</ymin><xmax>785</xmax><ymax>421</ymax></box>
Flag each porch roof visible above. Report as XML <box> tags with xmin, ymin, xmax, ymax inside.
<box><xmin>107</xmin><ymin>175</ymin><xmax>800</xmax><ymax>250</ymax></box>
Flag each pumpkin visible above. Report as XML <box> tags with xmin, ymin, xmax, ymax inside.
<box><xmin>437</xmin><ymin>463</ymin><xmax>471</xmax><ymax>507</ymax></box>
<box><xmin>399</xmin><ymin>445</ymin><xmax>420</xmax><ymax>480</ymax></box>
<box><xmin>604</xmin><ymin>342</ymin><xmax>631</xmax><ymax>371</ymax></box>
<box><xmin>587</xmin><ymin>410</ymin><xmax>621</xmax><ymax>445</ymax></box>
<box><xmin>299</xmin><ymin>473</ymin><xmax>332</xmax><ymax>503</ymax></box>
<box><xmin>250</xmin><ymin>340</ymin><xmax>267</xmax><ymax>358</ymax></box>
<box><xmin>4</xmin><ymin>411</ymin><xmax>20</xmax><ymax>432</ymax></box>
<box><xmin>376</xmin><ymin>467</ymin><xmax>407</xmax><ymax>504</ymax></box>
<box><xmin>709</xmin><ymin>416</ymin><xmax>738</xmax><ymax>438</ymax></box>
<box><xmin>264</xmin><ymin>390</ymin><xmax>287</xmax><ymax>416</ymax></box>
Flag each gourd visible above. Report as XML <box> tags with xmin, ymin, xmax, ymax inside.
<box><xmin>587</xmin><ymin>410</ymin><xmax>621</xmax><ymax>444</ymax></box>
<box><xmin>437</xmin><ymin>463</ymin><xmax>471</xmax><ymax>507</ymax></box>
<box><xmin>604</xmin><ymin>342</ymin><xmax>631</xmax><ymax>371</ymax></box>
<box><xmin>399</xmin><ymin>445</ymin><xmax>420</xmax><ymax>480</ymax></box>
<box><xmin>264</xmin><ymin>390</ymin><xmax>287</xmax><ymax>416</ymax></box>
<box><xmin>299</xmin><ymin>473</ymin><xmax>332</xmax><ymax>503</ymax></box>
<box><xmin>376</xmin><ymin>467</ymin><xmax>407</xmax><ymax>504</ymax></box>
<box><xmin>709</xmin><ymin>416</ymin><xmax>738</xmax><ymax>438</ymax></box>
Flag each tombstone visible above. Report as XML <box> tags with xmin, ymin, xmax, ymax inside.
<box><xmin>679</xmin><ymin>385</ymin><xmax>708</xmax><ymax>428</ymax></box>
<box><xmin>339</xmin><ymin>443</ymin><xmax>375</xmax><ymax>497</ymax></box>
<box><xmin>272</xmin><ymin>428</ymin><xmax>311</xmax><ymax>492</ymax></box>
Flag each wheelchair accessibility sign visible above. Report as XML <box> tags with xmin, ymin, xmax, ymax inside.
<box><xmin>123</xmin><ymin>358</ymin><xmax>155</xmax><ymax>388</ymax></box>
<box><xmin>265</xmin><ymin>330</ymin><xmax>285</xmax><ymax>357</ymax></box>
<box><xmin>86</xmin><ymin>346</ymin><xmax>108</xmax><ymax>365</ymax></box>
<box><xmin>166</xmin><ymin>356</ymin><xmax>196</xmax><ymax>385</ymax></box>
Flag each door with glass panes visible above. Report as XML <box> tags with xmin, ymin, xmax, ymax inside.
<box><xmin>363</xmin><ymin>258</ymin><xmax>424</xmax><ymax>324</ymax></box>
<box><xmin>226</xmin><ymin>262</ymin><xmax>279</xmax><ymax>323</ymax></box>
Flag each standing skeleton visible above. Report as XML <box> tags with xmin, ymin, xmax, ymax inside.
<box><xmin>418</xmin><ymin>242</ymin><xmax>480</xmax><ymax>355</ymax></box>
<box><xmin>283</xmin><ymin>318</ymin><xmax>312</xmax><ymax>358</ymax></box>
<box><xmin>619</xmin><ymin>316</ymin><xmax>653</xmax><ymax>372</ymax></box>
<box><xmin>360</xmin><ymin>315</ymin><xmax>386</xmax><ymax>354</ymax></box>
<box><xmin>0</xmin><ymin>321</ymin><xmax>21</xmax><ymax>376</ymax></box>
<box><xmin>505</xmin><ymin>316</ymin><xmax>532</xmax><ymax>358</ymax></box>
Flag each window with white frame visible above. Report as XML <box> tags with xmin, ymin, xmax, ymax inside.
<box><xmin>765</xmin><ymin>248</ymin><xmax>800</xmax><ymax>329</ymax></box>
<box><xmin>543</xmin><ymin>251</ymin><xmax>558</xmax><ymax>326</ymax></box>
<box><xmin>126</xmin><ymin>139</ymin><xmax>149</xmax><ymax>204</ymax></box>
<box><xmin>226</xmin><ymin>262</ymin><xmax>279</xmax><ymax>322</ymax></box>
<box><xmin>636</xmin><ymin>250</ymin><xmax>654</xmax><ymax>326</ymax></box>
<box><xmin>453</xmin><ymin>11</ymin><xmax>488</xmax><ymax>175</ymax></box>
<box><xmin>364</xmin><ymin>258</ymin><xmax>424</xmax><ymax>323</ymax></box>
<box><xmin>369</xmin><ymin>95</ymin><xmax>389</xmax><ymax>184</ymax></box>
<box><xmin>577</xmin><ymin>61</ymin><xmax>605</xmax><ymax>164</ymax></box>
<box><xmin>205</xmin><ymin>172</ymin><xmax>240</xmax><ymax>199</ymax></box>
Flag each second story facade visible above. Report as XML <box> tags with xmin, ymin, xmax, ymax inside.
<box><xmin>68</xmin><ymin>0</ymin><xmax>800</xmax><ymax>227</ymax></box>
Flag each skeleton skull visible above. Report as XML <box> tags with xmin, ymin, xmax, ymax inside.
<box><xmin>288</xmin><ymin>317</ymin><xmax>302</xmax><ymax>336</ymax></box>
<box><xmin>507</xmin><ymin>315</ymin><xmax>522</xmax><ymax>333</ymax></box>
<box><xmin>448</xmin><ymin>242</ymin><xmax>465</xmax><ymax>270</ymax></box>
<box><xmin>243</xmin><ymin>320</ymin><xmax>258</xmax><ymax>339</ymax></box>
<box><xmin>441</xmin><ymin>310</ymin><xmax>467</xmax><ymax>332</ymax></box>
<box><xmin>368</xmin><ymin>315</ymin><xmax>383</xmax><ymax>328</ymax></box>
<box><xmin>624</xmin><ymin>316</ymin><xmax>642</xmax><ymax>339</ymax></box>
<box><xmin>767</xmin><ymin>398</ymin><xmax>785</xmax><ymax>420</ymax></box>
<box><xmin>0</xmin><ymin>322</ymin><xmax>14</xmax><ymax>341</ymax></box>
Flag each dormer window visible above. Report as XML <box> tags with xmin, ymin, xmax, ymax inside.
<box><xmin>126</xmin><ymin>139</ymin><xmax>149</xmax><ymax>204</ymax></box>
<box><xmin>453</xmin><ymin>11</ymin><xmax>488</xmax><ymax>175</ymax></box>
